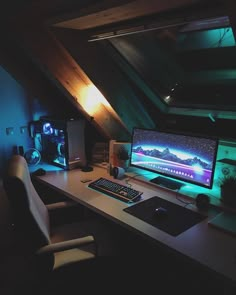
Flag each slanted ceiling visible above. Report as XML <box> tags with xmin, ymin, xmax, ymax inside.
<box><xmin>2</xmin><ymin>0</ymin><xmax>236</xmax><ymax>140</ymax></box>
<box><xmin>50</xmin><ymin>0</ymin><xmax>201</xmax><ymax>30</ymax></box>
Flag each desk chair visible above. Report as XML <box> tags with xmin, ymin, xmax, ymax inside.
<box><xmin>3</xmin><ymin>154</ymin><xmax>97</xmax><ymax>293</ymax></box>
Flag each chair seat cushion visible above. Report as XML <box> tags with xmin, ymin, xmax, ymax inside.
<box><xmin>54</xmin><ymin>248</ymin><xmax>95</xmax><ymax>270</ymax></box>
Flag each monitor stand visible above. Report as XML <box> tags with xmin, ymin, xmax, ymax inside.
<box><xmin>150</xmin><ymin>176</ymin><xmax>184</xmax><ymax>190</ymax></box>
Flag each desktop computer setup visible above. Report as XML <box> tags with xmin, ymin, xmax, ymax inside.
<box><xmin>89</xmin><ymin>127</ymin><xmax>236</xmax><ymax>238</ymax></box>
<box><xmin>33</xmin><ymin>121</ymin><xmax>221</xmax><ymax>214</ymax></box>
<box><xmin>89</xmin><ymin>127</ymin><xmax>220</xmax><ymax>234</ymax></box>
<box><xmin>28</xmin><ymin>120</ymin><xmax>236</xmax><ymax>243</ymax></box>
<box><xmin>90</xmin><ymin>127</ymin><xmax>219</xmax><ymax>201</ymax></box>
<box><xmin>30</xmin><ymin>119</ymin><xmax>227</xmax><ymax>222</ymax></box>
<box><xmin>31</xmin><ymin>117</ymin><xmax>87</xmax><ymax>170</ymax></box>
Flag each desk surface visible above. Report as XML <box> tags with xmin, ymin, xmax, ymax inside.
<box><xmin>33</xmin><ymin>165</ymin><xmax>236</xmax><ymax>284</ymax></box>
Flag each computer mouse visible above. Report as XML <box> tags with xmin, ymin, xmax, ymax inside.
<box><xmin>33</xmin><ymin>168</ymin><xmax>46</xmax><ymax>176</ymax></box>
<box><xmin>154</xmin><ymin>207</ymin><xmax>168</xmax><ymax>218</ymax></box>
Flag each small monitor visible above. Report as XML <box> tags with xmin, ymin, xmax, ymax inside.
<box><xmin>130</xmin><ymin>128</ymin><xmax>218</xmax><ymax>189</ymax></box>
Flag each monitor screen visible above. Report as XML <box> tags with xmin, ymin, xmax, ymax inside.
<box><xmin>130</xmin><ymin>128</ymin><xmax>219</xmax><ymax>189</ymax></box>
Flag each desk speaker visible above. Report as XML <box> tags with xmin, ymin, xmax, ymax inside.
<box><xmin>113</xmin><ymin>166</ymin><xmax>125</xmax><ymax>179</ymax></box>
<box><xmin>196</xmin><ymin>194</ymin><xmax>210</xmax><ymax>211</ymax></box>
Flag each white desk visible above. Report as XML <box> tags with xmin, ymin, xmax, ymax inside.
<box><xmin>33</xmin><ymin>165</ymin><xmax>236</xmax><ymax>290</ymax></box>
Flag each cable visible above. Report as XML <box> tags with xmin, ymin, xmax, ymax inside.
<box><xmin>125</xmin><ymin>172</ymin><xmax>155</xmax><ymax>188</ymax></box>
<box><xmin>125</xmin><ymin>173</ymin><xmax>194</xmax><ymax>208</ymax></box>
<box><xmin>175</xmin><ymin>188</ymin><xmax>194</xmax><ymax>207</ymax></box>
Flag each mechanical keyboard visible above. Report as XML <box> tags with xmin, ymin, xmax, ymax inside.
<box><xmin>88</xmin><ymin>177</ymin><xmax>143</xmax><ymax>203</ymax></box>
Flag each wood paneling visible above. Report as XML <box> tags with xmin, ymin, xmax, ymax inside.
<box><xmin>10</xmin><ymin>23</ymin><xmax>131</xmax><ymax>140</ymax></box>
<box><xmin>52</xmin><ymin>28</ymin><xmax>156</xmax><ymax>133</ymax></box>
<box><xmin>52</xmin><ymin>0</ymin><xmax>198</xmax><ymax>30</ymax></box>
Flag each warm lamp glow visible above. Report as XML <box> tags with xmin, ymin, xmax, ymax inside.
<box><xmin>78</xmin><ymin>84</ymin><xmax>113</xmax><ymax>116</ymax></box>
<box><xmin>88</xmin><ymin>85</ymin><xmax>111</xmax><ymax>107</ymax></box>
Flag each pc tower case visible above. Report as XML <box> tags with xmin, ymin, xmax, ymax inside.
<box><xmin>40</xmin><ymin>117</ymin><xmax>87</xmax><ymax>170</ymax></box>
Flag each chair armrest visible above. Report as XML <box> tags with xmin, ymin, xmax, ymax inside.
<box><xmin>46</xmin><ymin>200</ymin><xmax>77</xmax><ymax>211</ymax></box>
<box><xmin>36</xmin><ymin>235</ymin><xmax>95</xmax><ymax>255</ymax></box>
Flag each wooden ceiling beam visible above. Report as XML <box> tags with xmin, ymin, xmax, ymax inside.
<box><xmin>51</xmin><ymin>0</ymin><xmax>199</xmax><ymax>30</ymax></box>
<box><xmin>10</xmin><ymin>23</ymin><xmax>130</xmax><ymax>140</ymax></box>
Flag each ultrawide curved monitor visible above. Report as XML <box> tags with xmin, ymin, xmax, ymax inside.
<box><xmin>130</xmin><ymin>128</ymin><xmax>219</xmax><ymax>189</ymax></box>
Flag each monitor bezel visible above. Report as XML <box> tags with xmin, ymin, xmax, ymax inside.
<box><xmin>130</xmin><ymin>127</ymin><xmax>219</xmax><ymax>189</ymax></box>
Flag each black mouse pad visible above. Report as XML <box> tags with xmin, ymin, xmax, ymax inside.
<box><xmin>123</xmin><ymin>196</ymin><xmax>207</xmax><ymax>236</ymax></box>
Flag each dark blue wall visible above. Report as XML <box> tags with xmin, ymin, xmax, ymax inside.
<box><xmin>0</xmin><ymin>66</ymin><xmax>42</xmax><ymax>174</ymax></box>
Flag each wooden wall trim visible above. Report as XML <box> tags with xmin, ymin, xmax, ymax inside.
<box><xmin>51</xmin><ymin>0</ymin><xmax>197</xmax><ymax>30</ymax></box>
<box><xmin>51</xmin><ymin>28</ymin><xmax>156</xmax><ymax>131</ymax></box>
<box><xmin>10</xmin><ymin>23</ymin><xmax>131</xmax><ymax>140</ymax></box>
